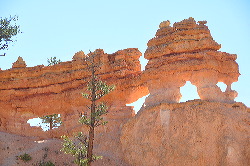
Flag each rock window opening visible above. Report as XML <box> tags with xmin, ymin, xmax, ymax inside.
<box><xmin>27</xmin><ymin>114</ymin><xmax>62</xmax><ymax>131</ymax></box>
<box><xmin>180</xmin><ymin>81</ymin><xmax>200</xmax><ymax>102</ymax></box>
<box><xmin>27</xmin><ymin>117</ymin><xmax>43</xmax><ymax>130</ymax></box>
<box><xmin>216</xmin><ymin>82</ymin><xmax>227</xmax><ymax>92</ymax></box>
<box><xmin>126</xmin><ymin>94</ymin><xmax>149</xmax><ymax>114</ymax></box>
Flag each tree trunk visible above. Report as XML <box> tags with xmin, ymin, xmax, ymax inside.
<box><xmin>87</xmin><ymin>61</ymin><xmax>96</xmax><ymax>166</ymax></box>
<box><xmin>49</xmin><ymin>118</ymin><xmax>53</xmax><ymax>130</ymax></box>
<box><xmin>87</xmin><ymin>100</ymin><xmax>96</xmax><ymax>165</ymax></box>
<box><xmin>87</xmin><ymin>125</ymin><xmax>95</xmax><ymax>165</ymax></box>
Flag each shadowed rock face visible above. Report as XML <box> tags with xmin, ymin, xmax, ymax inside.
<box><xmin>143</xmin><ymin>17</ymin><xmax>239</xmax><ymax>105</ymax></box>
<box><xmin>0</xmin><ymin>18</ymin><xmax>248</xmax><ymax>166</ymax></box>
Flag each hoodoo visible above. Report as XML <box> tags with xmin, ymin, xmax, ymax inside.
<box><xmin>143</xmin><ymin>17</ymin><xmax>239</xmax><ymax>105</ymax></box>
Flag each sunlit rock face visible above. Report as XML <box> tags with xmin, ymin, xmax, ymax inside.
<box><xmin>12</xmin><ymin>56</ymin><xmax>27</xmax><ymax>68</ymax></box>
<box><xmin>143</xmin><ymin>17</ymin><xmax>239</xmax><ymax>106</ymax></box>
<box><xmin>0</xmin><ymin>48</ymin><xmax>148</xmax><ymax>138</ymax></box>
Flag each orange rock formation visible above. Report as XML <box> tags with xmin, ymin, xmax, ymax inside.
<box><xmin>0</xmin><ymin>48</ymin><xmax>148</xmax><ymax>137</ymax></box>
<box><xmin>12</xmin><ymin>56</ymin><xmax>27</xmax><ymax>68</ymax></box>
<box><xmin>143</xmin><ymin>17</ymin><xmax>239</xmax><ymax>105</ymax></box>
<box><xmin>0</xmin><ymin>18</ymin><xmax>249</xmax><ymax>166</ymax></box>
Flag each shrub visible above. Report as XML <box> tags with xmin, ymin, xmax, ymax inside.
<box><xmin>38</xmin><ymin>161</ymin><xmax>55</xmax><ymax>166</ymax></box>
<box><xmin>19</xmin><ymin>153</ymin><xmax>32</xmax><ymax>162</ymax></box>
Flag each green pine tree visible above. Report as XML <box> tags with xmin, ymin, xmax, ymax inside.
<box><xmin>61</xmin><ymin>51</ymin><xmax>115</xmax><ymax>166</ymax></box>
<box><xmin>0</xmin><ymin>15</ymin><xmax>21</xmax><ymax>56</ymax></box>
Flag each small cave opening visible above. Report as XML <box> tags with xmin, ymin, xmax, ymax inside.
<box><xmin>27</xmin><ymin>114</ymin><xmax>62</xmax><ymax>131</ymax></box>
<box><xmin>126</xmin><ymin>94</ymin><xmax>149</xmax><ymax>114</ymax></box>
<box><xmin>180</xmin><ymin>81</ymin><xmax>200</xmax><ymax>102</ymax></box>
<box><xmin>216</xmin><ymin>82</ymin><xmax>227</xmax><ymax>92</ymax></box>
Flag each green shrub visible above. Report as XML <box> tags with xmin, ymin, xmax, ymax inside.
<box><xmin>19</xmin><ymin>153</ymin><xmax>32</xmax><ymax>162</ymax></box>
<box><xmin>38</xmin><ymin>161</ymin><xmax>55</xmax><ymax>166</ymax></box>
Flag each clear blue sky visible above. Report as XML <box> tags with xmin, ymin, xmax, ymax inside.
<box><xmin>1</xmin><ymin>0</ymin><xmax>250</xmax><ymax>109</ymax></box>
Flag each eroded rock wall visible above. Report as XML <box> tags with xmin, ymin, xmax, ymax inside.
<box><xmin>121</xmin><ymin>101</ymin><xmax>250</xmax><ymax>166</ymax></box>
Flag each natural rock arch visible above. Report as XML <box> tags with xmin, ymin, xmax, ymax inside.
<box><xmin>143</xmin><ymin>17</ymin><xmax>239</xmax><ymax>106</ymax></box>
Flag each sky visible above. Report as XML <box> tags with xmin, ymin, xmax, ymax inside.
<box><xmin>1</xmin><ymin>0</ymin><xmax>250</xmax><ymax>113</ymax></box>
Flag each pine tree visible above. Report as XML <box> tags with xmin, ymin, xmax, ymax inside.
<box><xmin>61</xmin><ymin>51</ymin><xmax>114</xmax><ymax>166</ymax></box>
<box><xmin>0</xmin><ymin>15</ymin><xmax>21</xmax><ymax>56</ymax></box>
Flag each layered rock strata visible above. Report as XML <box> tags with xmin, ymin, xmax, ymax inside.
<box><xmin>143</xmin><ymin>17</ymin><xmax>239</xmax><ymax>106</ymax></box>
<box><xmin>0</xmin><ymin>48</ymin><xmax>148</xmax><ymax>138</ymax></box>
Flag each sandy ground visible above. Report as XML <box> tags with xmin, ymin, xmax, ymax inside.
<box><xmin>0</xmin><ymin>131</ymin><xmax>74</xmax><ymax>166</ymax></box>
